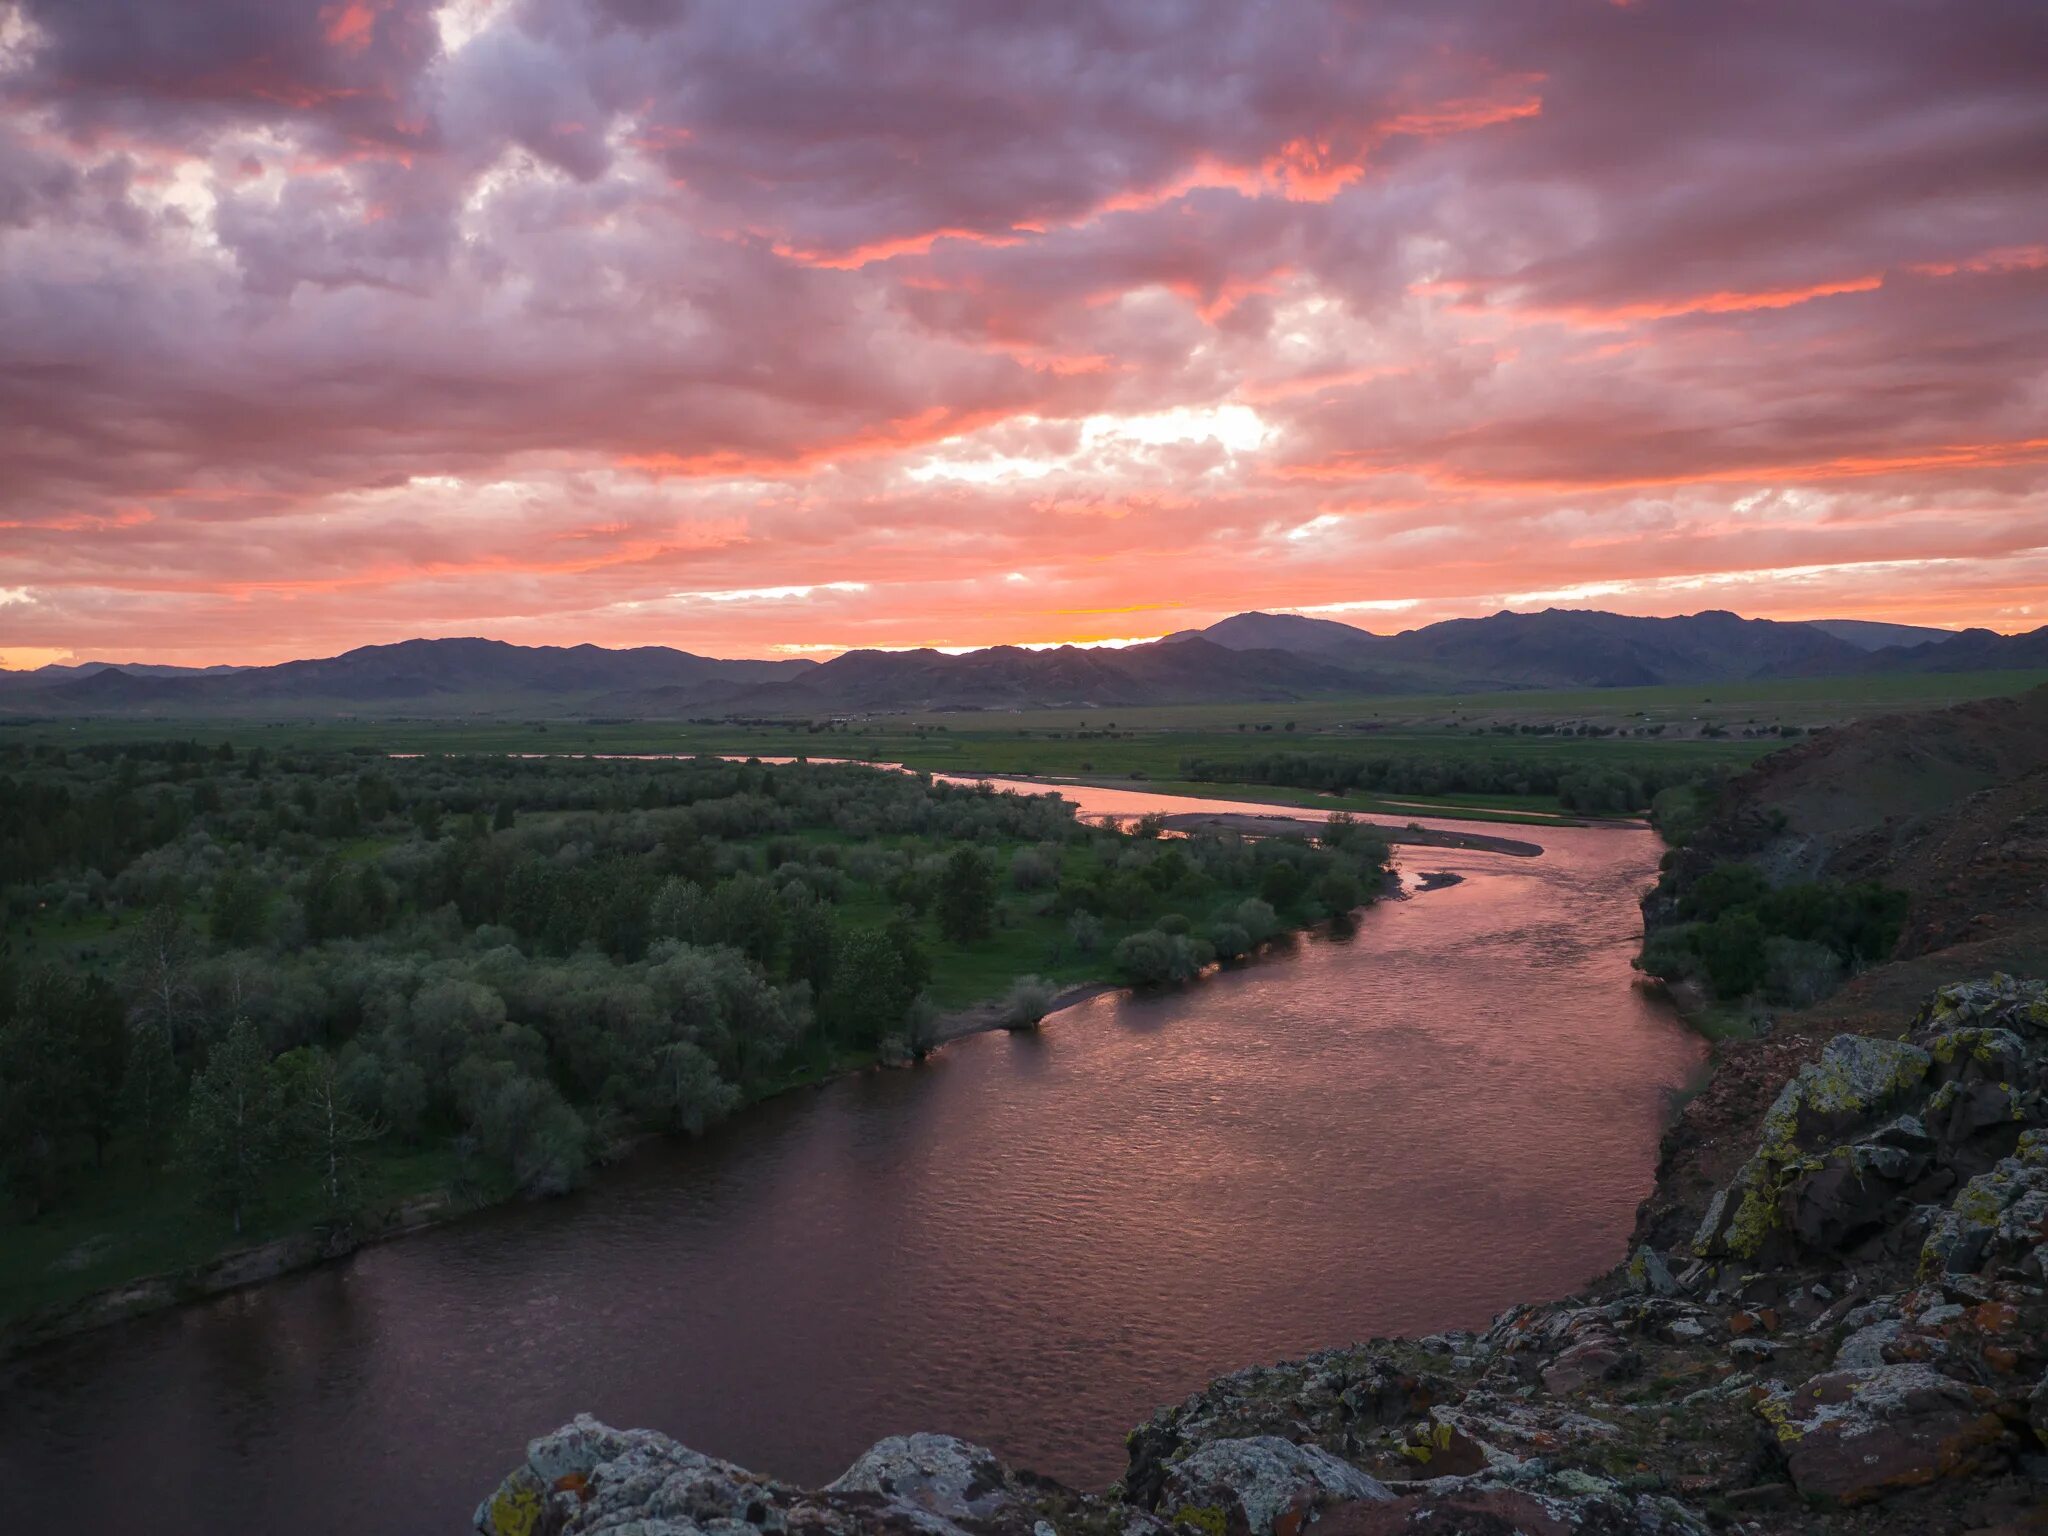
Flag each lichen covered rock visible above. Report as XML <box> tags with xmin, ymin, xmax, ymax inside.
<box><xmin>1156</xmin><ymin>1437</ymin><xmax>1390</xmax><ymax>1536</ymax></box>
<box><xmin>1756</xmin><ymin>1363</ymin><xmax>2009</xmax><ymax>1504</ymax></box>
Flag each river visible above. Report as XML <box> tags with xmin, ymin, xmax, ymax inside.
<box><xmin>0</xmin><ymin>786</ymin><xmax>1702</xmax><ymax>1535</ymax></box>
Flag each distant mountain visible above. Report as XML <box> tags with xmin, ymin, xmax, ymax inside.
<box><xmin>1863</xmin><ymin>626</ymin><xmax>2048</xmax><ymax>674</ymax></box>
<box><xmin>33</xmin><ymin>660</ymin><xmax>249</xmax><ymax>677</ymax></box>
<box><xmin>636</xmin><ymin>636</ymin><xmax>1374</xmax><ymax>714</ymax></box>
<box><xmin>1361</xmin><ymin>608</ymin><xmax>1872</xmax><ymax>689</ymax></box>
<box><xmin>1</xmin><ymin>638</ymin><xmax>815</xmax><ymax>717</ymax></box>
<box><xmin>1163</xmin><ymin>611</ymin><xmax>1383</xmax><ymax>662</ymax></box>
<box><xmin>1166</xmin><ymin>607</ymin><xmax>1915</xmax><ymax>690</ymax></box>
<box><xmin>5</xmin><ymin>612</ymin><xmax>2043</xmax><ymax>720</ymax></box>
<box><xmin>1805</xmin><ymin>619</ymin><xmax>1958</xmax><ymax>651</ymax></box>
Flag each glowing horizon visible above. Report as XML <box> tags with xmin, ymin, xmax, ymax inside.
<box><xmin>1</xmin><ymin>2</ymin><xmax>2043</xmax><ymax>668</ymax></box>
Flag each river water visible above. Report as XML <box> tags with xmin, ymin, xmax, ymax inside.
<box><xmin>0</xmin><ymin>788</ymin><xmax>1701</xmax><ymax>1535</ymax></box>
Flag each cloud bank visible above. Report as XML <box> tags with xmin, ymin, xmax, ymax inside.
<box><xmin>1</xmin><ymin>0</ymin><xmax>2043</xmax><ymax>662</ymax></box>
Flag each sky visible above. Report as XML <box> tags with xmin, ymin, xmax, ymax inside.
<box><xmin>1</xmin><ymin>0</ymin><xmax>2045</xmax><ymax>668</ymax></box>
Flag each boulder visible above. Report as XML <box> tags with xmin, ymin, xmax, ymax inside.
<box><xmin>1921</xmin><ymin>1131</ymin><xmax>2048</xmax><ymax>1279</ymax></box>
<box><xmin>1756</xmin><ymin>1363</ymin><xmax>2010</xmax><ymax>1504</ymax></box>
<box><xmin>475</xmin><ymin>1414</ymin><xmax>784</xmax><ymax>1536</ymax></box>
<box><xmin>1308</xmin><ymin>1482</ymin><xmax>1710</xmax><ymax>1536</ymax></box>
<box><xmin>1157</xmin><ymin>1437</ymin><xmax>1391</xmax><ymax>1536</ymax></box>
<box><xmin>827</xmin><ymin>1434</ymin><xmax>1016</xmax><ymax>1524</ymax></box>
<box><xmin>1705</xmin><ymin>1034</ymin><xmax>1934</xmax><ymax>1262</ymax></box>
<box><xmin>1625</xmin><ymin>1246</ymin><xmax>1679</xmax><ymax>1297</ymax></box>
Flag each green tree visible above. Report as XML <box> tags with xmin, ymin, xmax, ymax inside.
<box><xmin>209</xmin><ymin>866</ymin><xmax>271</xmax><ymax>947</ymax></box>
<box><xmin>782</xmin><ymin>887</ymin><xmax>837</xmax><ymax>996</ymax></box>
<box><xmin>184</xmin><ymin>1017</ymin><xmax>283</xmax><ymax>1234</ymax></box>
<box><xmin>828</xmin><ymin>927</ymin><xmax>917</xmax><ymax>1047</ymax></box>
<box><xmin>129</xmin><ymin>902</ymin><xmax>197</xmax><ymax>1051</ymax></box>
<box><xmin>120</xmin><ymin>1022</ymin><xmax>182</xmax><ymax>1150</ymax></box>
<box><xmin>641</xmin><ymin>1041</ymin><xmax>740</xmax><ymax>1135</ymax></box>
<box><xmin>936</xmin><ymin>847</ymin><xmax>995</xmax><ymax>943</ymax></box>
<box><xmin>279</xmin><ymin>1045</ymin><xmax>380</xmax><ymax>1216</ymax></box>
<box><xmin>1696</xmin><ymin>911</ymin><xmax>1768</xmax><ymax>999</ymax></box>
<box><xmin>0</xmin><ymin>969</ymin><xmax>126</xmax><ymax>1212</ymax></box>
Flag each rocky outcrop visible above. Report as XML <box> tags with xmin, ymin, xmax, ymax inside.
<box><xmin>479</xmin><ymin>979</ymin><xmax>2048</xmax><ymax>1536</ymax></box>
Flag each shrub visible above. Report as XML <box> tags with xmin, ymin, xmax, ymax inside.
<box><xmin>1000</xmin><ymin>975</ymin><xmax>1058</xmax><ymax>1030</ymax></box>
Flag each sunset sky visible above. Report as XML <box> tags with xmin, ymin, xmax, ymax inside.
<box><xmin>1</xmin><ymin>0</ymin><xmax>2044</xmax><ymax>668</ymax></box>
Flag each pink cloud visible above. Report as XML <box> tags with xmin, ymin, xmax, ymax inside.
<box><xmin>0</xmin><ymin>0</ymin><xmax>2043</xmax><ymax>665</ymax></box>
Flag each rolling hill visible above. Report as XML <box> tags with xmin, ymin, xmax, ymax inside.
<box><xmin>3</xmin><ymin>610</ymin><xmax>2044</xmax><ymax>719</ymax></box>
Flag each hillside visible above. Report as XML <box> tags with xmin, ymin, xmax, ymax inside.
<box><xmin>4</xmin><ymin>610</ymin><xmax>2046</xmax><ymax>720</ymax></box>
<box><xmin>1806</xmin><ymin>619</ymin><xmax>1958</xmax><ymax>650</ymax></box>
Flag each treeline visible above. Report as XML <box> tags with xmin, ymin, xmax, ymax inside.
<box><xmin>1177</xmin><ymin>750</ymin><xmax>1724</xmax><ymax>813</ymax></box>
<box><xmin>0</xmin><ymin>745</ymin><xmax>1388</xmax><ymax>1243</ymax></box>
<box><xmin>1635</xmin><ymin>860</ymin><xmax>1909</xmax><ymax>1006</ymax></box>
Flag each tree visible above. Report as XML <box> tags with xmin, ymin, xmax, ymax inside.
<box><xmin>936</xmin><ymin>847</ymin><xmax>995</xmax><ymax>943</ymax></box>
<box><xmin>1258</xmin><ymin>858</ymin><xmax>1306</xmax><ymax>911</ymax></box>
<box><xmin>209</xmin><ymin>866</ymin><xmax>271</xmax><ymax>947</ymax></box>
<box><xmin>782</xmin><ymin>887</ymin><xmax>837</xmax><ymax>996</ymax></box>
<box><xmin>0</xmin><ymin>969</ymin><xmax>126</xmax><ymax>1212</ymax></box>
<box><xmin>279</xmin><ymin>1046</ymin><xmax>380</xmax><ymax>1216</ymax></box>
<box><xmin>641</xmin><ymin>1041</ymin><xmax>739</xmax><ymax>1135</ymax></box>
<box><xmin>184</xmin><ymin>1017</ymin><xmax>283</xmax><ymax>1234</ymax></box>
<box><xmin>120</xmin><ymin>1017</ymin><xmax>182</xmax><ymax>1150</ymax></box>
<box><xmin>1112</xmin><ymin>929</ymin><xmax>1205</xmax><ymax>986</ymax></box>
<box><xmin>1065</xmin><ymin>910</ymin><xmax>1104</xmax><ymax>955</ymax></box>
<box><xmin>129</xmin><ymin>902</ymin><xmax>197</xmax><ymax>1051</ymax></box>
<box><xmin>828</xmin><ymin>926</ymin><xmax>918</xmax><ymax>1047</ymax></box>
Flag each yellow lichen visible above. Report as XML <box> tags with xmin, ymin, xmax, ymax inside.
<box><xmin>487</xmin><ymin>1483</ymin><xmax>546</xmax><ymax>1536</ymax></box>
<box><xmin>1755</xmin><ymin>1394</ymin><xmax>1804</xmax><ymax>1445</ymax></box>
<box><xmin>1172</xmin><ymin>1504</ymin><xmax>1229</xmax><ymax>1536</ymax></box>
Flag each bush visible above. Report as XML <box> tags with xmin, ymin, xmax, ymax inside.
<box><xmin>1000</xmin><ymin>975</ymin><xmax>1058</xmax><ymax>1030</ymax></box>
<box><xmin>1764</xmin><ymin>937</ymin><xmax>1844</xmax><ymax>1007</ymax></box>
<box><xmin>1112</xmin><ymin>929</ymin><xmax>1207</xmax><ymax>986</ymax></box>
<box><xmin>1634</xmin><ymin>926</ymin><xmax>1698</xmax><ymax>984</ymax></box>
<box><xmin>1694</xmin><ymin>911</ymin><xmax>1767</xmax><ymax>998</ymax></box>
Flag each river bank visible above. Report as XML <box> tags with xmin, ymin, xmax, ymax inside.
<box><xmin>1149</xmin><ymin>808</ymin><xmax>1545</xmax><ymax>857</ymax></box>
<box><xmin>0</xmin><ymin>877</ymin><xmax>1418</xmax><ymax>1360</ymax></box>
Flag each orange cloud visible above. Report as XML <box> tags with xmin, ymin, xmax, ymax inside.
<box><xmin>320</xmin><ymin>0</ymin><xmax>384</xmax><ymax>53</ymax></box>
<box><xmin>1280</xmin><ymin>436</ymin><xmax>2048</xmax><ymax>492</ymax></box>
<box><xmin>1419</xmin><ymin>273</ymin><xmax>1886</xmax><ymax>325</ymax></box>
<box><xmin>1909</xmin><ymin>244</ymin><xmax>2048</xmax><ymax>278</ymax></box>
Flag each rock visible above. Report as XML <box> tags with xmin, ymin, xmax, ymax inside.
<box><xmin>1706</xmin><ymin>1034</ymin><xmax>1936</xmax><ymax>1262</ymax></box>
<box><xmin>1307</xmin><ymin>1482</ymin><xmax>1710</xmax><ymax>1536</ymax></box>
<box><xmin>1922</xmin><ymin>1135</ymin><xmax>2048</xmax><ymax>1279</ymax></box>
<box><xmin>1541</xmin><ymin>1334</ymin><xmax>1640</xmax><ymax>1395</ymax></box>
<box><xmin>1157</xmin><ymin>1437</ymin><xmax>1391</xmax><ymax>1536</ymax></box>
<box><xmin>1757</xmin><ymin>1363</ymin><xmax>2011</xmax><ymax>1504</ymax></box>
<box><xmin>475</xmin><ymin>1414</ymin><xmax>788</xmax><ymax>1536</ymax></box>
<box><xmin>1835</xmin><ymin>1316</ymin><xmax>1902</xmax><ymax>1368</ymax></box>
<box><xmin>1626</xmin><ymin>1246</ymin><xmax>1679</xmax><ymax>1297</ymax></box>
<box><xmin>828</xmin><ymin>1434</ymin><xmax>1019</xmax><ymax>1523</ymax></box>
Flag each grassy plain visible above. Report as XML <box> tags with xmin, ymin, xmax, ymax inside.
<box><xmin>6</xmin><ymin>669</ymin><xmax>2040</xmax><ymax>825</ymax></box>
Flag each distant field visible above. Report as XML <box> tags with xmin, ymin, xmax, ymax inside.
<box><xmin>8</xmin><ymin>668</ymin><xmax>2039</xmax><ymax>822</ymax></box>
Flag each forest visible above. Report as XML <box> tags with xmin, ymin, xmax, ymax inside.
<box><xmin>1176</xmin><ymin>748</ymin><xmax>1726</xmax><ymax>814</ymax></box>
<box><xmin>0</xmin><ymin>744</ymin><xmax>1388</xmax><ymax>1316</ymax></box>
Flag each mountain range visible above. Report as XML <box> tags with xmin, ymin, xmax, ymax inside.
<box><xmin>1</xmin><ymin>610</ymin><xmax>2041</xmax><ymax>719</ymax></box>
